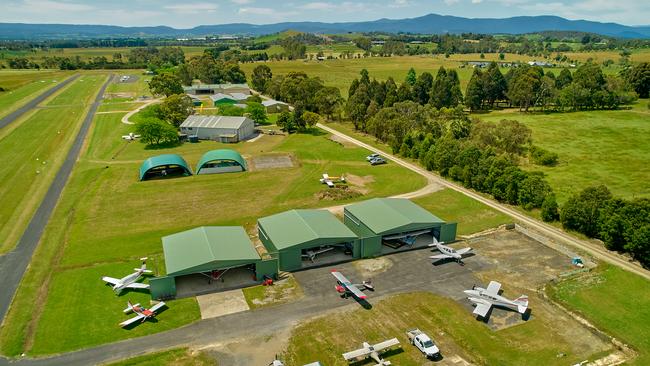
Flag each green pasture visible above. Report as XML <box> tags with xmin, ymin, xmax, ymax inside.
<box><xmin>104</xmin><ymin>72</ymin><xmax>153</xmax><ymax>98</ymax></box>
<box><xmin>283</xmin><ymin>292</ymin><xmax>612</xmax><ymax>366</ymax></box>
<box><xmin>0</xmin><ymin>74</ymin><xmax>107</xmax><ymax>254</ymax></box>
<box><xmin>0</xmin><ymin>70</ymin><xmax>71</xmax><ymax>118</ymax></box>
<box><xmin>481</xmin><ymin>105</ymin><xmax>650</xmax><ymax>203</ymax></box>
<box><xmin>548</xmin><ymin>265</ymin><xmax>650</xmax><ymax>365</ymax></box>
<box><xmin>104</xmin><ymin>348</ymin><xmax>214</xmax><ymax>366</ymax></box>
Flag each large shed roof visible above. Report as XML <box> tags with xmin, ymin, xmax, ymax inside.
<box><xmin>139</xmin><ymin>154</ymin><xmax>192</xmax><ymax>181</ymax></box>
<box><xmin>196</xmin><ymin>149</ymin><xmax>247</xmax><ymax>173</ymax></box>
<box><xmin>180</xmin><ymin>115</ymin><xmax>252</xmax><ymax>130</ymax></box>
<box><xmin>345</xmin><ymin>198</ymin><xmax>444</xmax><ymax>235</ymax></box>
<box><xmin>258</xmin><ymin>209</ymin><xmax>357</xmax><ymax>251</ymax></box>
<box><xmin>162</xmin><ymin>226</ymin><xmax>260</xmax><ymax>277</ymax></box>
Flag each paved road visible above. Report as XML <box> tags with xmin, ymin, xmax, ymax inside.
<box><xmin>1</xmin><ymin>244</ymin><xmax>486</xmax><ymax>366</ymax></box>
<box><xmin>0</xmin><ymin>75</ymin><xmax>112</xmax><ymax>366</ymax></box>
<box><xmin>317</xmin><ymin>123</ymin><xmax>650</xmax><ymax>281</ymax></box>
<box><xmin>0</xmin><ymin>75</ymin><xmax>79</xmax><ymax>130</ymax></box>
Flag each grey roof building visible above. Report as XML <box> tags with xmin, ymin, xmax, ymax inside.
<box><xmin>180</xmin><ymin>115</ymin><xmax>255</xmax><ymax>143</ymax></box>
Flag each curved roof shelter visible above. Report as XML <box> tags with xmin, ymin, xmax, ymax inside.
<box><xmin>196</xmin><ymin>149</ymin><xmax>247</xmax><ymax>174</ymax></box>
<box><xmin>139</xmin><ymin>154</ymin><xmax>192</xmax><ymax>181</ymax></box>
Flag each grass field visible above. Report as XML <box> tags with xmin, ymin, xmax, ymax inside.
<box><xmin>548</xmin><ymin>265</ymin><xmax>650</xmax><ymax>365</ymax></box>
<box><xmin>0</xmin><ymin>74</ymin><xmax>107</xmax><ymax>254</ymax></box>
<box><xmin>0</xmin><ymin>70</ymin><xmax>71</xmax><ymax>118</ymax></box>
<box><xmin>104</xmin><ymin>348</ymin><xmax>214</xmax><ymax>366</ymax></box>
<box><xmin>283</xmin><ymin>292</ymin><xmax>611</xmax><ymax>366</ymax></box>
<box><xmin>481</xmin><ymin>104</ymin><xmax>650</xmax><ymax>203</ymax></box>
<box><xmin>0</xmin><ymin>73</ymin><xmax>431</xmax><ymax>355</ymax></box>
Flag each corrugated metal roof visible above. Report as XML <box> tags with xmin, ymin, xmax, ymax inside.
<box><xmin>262</xmin><ymin>99</ymin><xmax>287</xmax><ymax>106</ymax></box>
<box><xmin>139</xmin><ymin>154</ymin><xmax>192</xmax><ymax>181</ymax></box>
<box><xmin>163</xmin><ymin>226</ymin><xmax>260</xmax><ymax>276</ymax></box>
<box><xmin>345</xmin><ymin>198</ymin><xmax>444</xmax><ymax>235</ymax></box>
<box><xmin>180</xmin><ymin>115</ymin><xmax>251</xmax><ymax>129</ymax></box>
<box><xmin>209</xmin><ymin>93</ymin><xmax>235</xmax><ymax>102</ymax></box>
<box><xmin>258</xmin><ymin>209</ymin><xmax>357</xmax><ymax>251</ymax></box>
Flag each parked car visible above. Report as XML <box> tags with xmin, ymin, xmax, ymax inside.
<box><xmin>366</xmin><ymin>153</ymin><xmax>381</xmax><ymax>161</ymax></box>
<box><xmin>369</xmin><ymin>157</ymin><xmax>387</xmax><ymax>165</ymax></box>
<box><xmin>406</xmin><ymin>329</ymin><xmax>441</xmax><ymax>359</ymax></box>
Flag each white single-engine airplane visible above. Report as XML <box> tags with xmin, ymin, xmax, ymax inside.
<box><xmin>428</xmin><ymin>237</ymin><xmax>472</xmax><ymax>264</ymax></box>
<box><xmin>102</xmin><ymin>258</ymin><xmax>152</xmax><ymax>294</ymax></box>
<box><xmin>464</xmin><ymin>281</ymin><xmax>529</xmax><ymax>319</ymax></box>
<box><xmin>331</xmin><ymin>270</ymin><xmax>373</xmax><ymax>300</ymax></box>
<box><xmin>119</xmin><ymin>300</ymin><xmax>165</xmax><ymax>327</ymax></box>
<box><xmin>342</xmin><ymin>338</ymin><xmax>400</xmax><ymax>365</ymax></box>
<box><xmin>320</xmin><ymin>173</ymin><xmax>345</xmax><ymax>188</ymax></box>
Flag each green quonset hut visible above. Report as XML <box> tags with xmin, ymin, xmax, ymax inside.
<box><xmin>344</xmin><ymin>198</ymin><xmax>457</xmax><ymax>257</ymax></box>
<box><xmin>150</xmin><ymin>226</ymin><xmax>277</xmax><ymax>299</ymax></box>
<box><xmin>139</xmin><ymin>154</ymin><xmax>192</xmax><ymax>181</ymax></box>
<box><xmin>196</xmin><ymin>149</ymin><xmax>247</xmax><ymax>174</ymax></box>
<box><xmin>258</xmin><ymin>209</ymin><xmax>359</xmax><ymax>271</ymax></box>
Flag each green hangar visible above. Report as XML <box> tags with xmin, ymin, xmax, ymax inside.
<box><xmin>150</xmin><ymin>226</ymin><xmax>277</xmax><ymax>299</ymax></box>
<box><xmin>196</xmin><ymin>149</ymin><xmax>247</xmax><ymax>174</ymax></box>
<box><xmin>343</xmin><ymin>198</ymin><xmax>457</xmax><ymax>256</ymax></box>
<box><xmin>139</xmin><ymin>154</ymin><xmax>192</xmax><ymax>181</ymax></box>
<box><xmin>258</xmin><ymin>209</ymin><xmax>359</xmax><ymax>271</ymax></box>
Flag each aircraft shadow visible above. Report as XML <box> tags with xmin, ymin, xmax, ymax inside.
<box><xmin>431</xmin><ymin>252</ymin><xmax>476</xmax><ymax>266</ymax></box>
<box><xmin>348</xmin><ymin>347</ymin><xmax>404</xmax><ymax>366</ymax></box>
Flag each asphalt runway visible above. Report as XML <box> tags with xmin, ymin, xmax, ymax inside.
<box><xmin>0</xmin><ymin>75</ymin><xmax>112</xmax><ymax>366</ymax></box>
<box><xmin>0</xmin><ymin>74</ymin><xmax>79</xmax><ymax>130</ymax></box>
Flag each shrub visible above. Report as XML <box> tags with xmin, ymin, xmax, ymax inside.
<box><xmin>530</xmin><ymin>145</ymin><xmax>559</xmax><ymax>166</ymax></box>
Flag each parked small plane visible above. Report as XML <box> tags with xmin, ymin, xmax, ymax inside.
<box><xmin>342</xmin><ymin>338</ymin><xmax>401</xmax><ymax>365</ymax></box>
<box><xmin>464</xmin><ymin>281</ymin><xmax>529</xmax><ymax>319</ymax></box>
<box><xmin>102</xmin><ymin>258</ymin><xmax>152</xmax><ymax>294</ymax></box>
<box><xmin>119</xmin><ymin>300</ymin><xmax>165</xmax><ymax>327</ymax></box>
<box><xmin>428</xmin><ymin>237</ymin><xmax>472</xmax><ymax>264</ymax></box>
<box><xmin>301</xmin><ymin>246</ymin><xmax>334</xmax><ymax>262</ymax></box>
<box><xmin>383</xmin><ymin>229</ymin><xmax>431</xmax><ymax>247</ymax></box>
<box><xmin>331</xmin><ymin>270</ymin><xmax>373</xmax><ymax>299</ymax></box>
<box><xmin>320</xmin><ymin>173</ymin><xmax>345</xmax><ymax>188</ymax></box>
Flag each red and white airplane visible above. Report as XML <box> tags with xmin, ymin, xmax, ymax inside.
<box><xmin>119</xmin><ymin>300</ymin><xmax>166</xmax><ymax>327</ymax></box>
<box><xmin>331</xmin><ymin>270</ymin><xmax>373</xmax><ymax>300</ymax></box>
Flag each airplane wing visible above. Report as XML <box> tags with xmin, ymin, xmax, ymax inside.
<box><xmin>326</xmin><ymin>180</ymin><xmax>334</xmax><ymax>187</ymax></box>
<box><xmin>125</xmin><ymin>282</ymin><xmax>149</xmax><ymax>289</ymax></box>
<box><xmin>119</xmin><ymin>314</ymin><xmax>145</xmax><ymax>327</ymax></box>
<box><xmin>473</xmin><ymin>302</ymin><xmax>492</xmax><ymax>318</ymax></box>
<box><xmin>102</xmin><ymin>276</ymin><xmax>120</xmax><ymax>285</ymax></box>
<box><xmin>372</xmin><ymin>338</ymin><xmax>400</xmax><ymax>351</ymax></box>
<box><xmin>430</xmin><ymin>254</ymin><xmax>452</xmax><ymax>260</ymax></box>
<box><xmin>346</xmin><ymin>284</ymin><xmax>367</xmax><ymax>299</ymax></box>
<box><xmin>456</xmin><ymin>247</ymin><xmax>472</xmax><ymax>255</ymax></box>
<box><xmin>149</xmin><ymin>302</ymin><xmax>166</xmax><ymax>313</ymax></box>
<box><xmin>486</xmin><ymin>281</ymin><xmax>502</xmax><ymax>295</ymax></box>
<box><xmin>343</xmin><ymin>347</ymin><xmax>371</xmax><ymax>360</ymax></box>
<box><xmin>331</xmin><ymin>270</ymin><xmax>350</xmax><ymax>284</ymax></box>
<box><xmin>383</xmin><ymin>229</ymin><xmax>430</xmax><ymax>241</ymax></box>
<box><xmin>322</xmin><ymin>173</ymin><xmax>329</xmax><ymax>179</ymax></box>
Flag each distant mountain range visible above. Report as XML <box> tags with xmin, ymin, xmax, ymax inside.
<box><xmin>1</xmin><ymin>14</ymin><xmax>650</xmax><ymax>40</ymax></box>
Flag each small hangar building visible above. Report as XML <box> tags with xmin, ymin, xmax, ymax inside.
<box><xmin>180</xmin><ymin>115</ymin><xmax>255</xmax><ymax>143</ymax></box>
<box><xmin>196</xmin><ymin>149</ymin><xmax>247</xmax><ymax>174</ymax></box>
<box><xmin>150</xmin><ymin>226</ymin><xmax>277</xmax><ymax>299</ymax></box>
<box><xmin>344</xmin><ymin>198</ymin><xmax>457</xmax><ymax>256</ymax></box>
<box><xmin>183</xmin><ymin>83</ymin><xmax>251</xmax><ymax>95</ymax></box>
<box><xmin>139</xmin><ymin>154</ymin><xmax>192</xmax><ymax>181</ymax></box>
<box><xmin>258</xmin><ymin>209</ymin><xmax>359</xmax><ymax>271</ymax></box>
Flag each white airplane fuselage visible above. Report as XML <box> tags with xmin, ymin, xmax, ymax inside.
<box><xmin>113</xmin><ymin>270</ymin><xmax>144</xmax><ymax>292</ymax></box>
<box><xmin>464</xmin><ymin>287</ymin><xmax>526</xmax><ymax>313</ymax></box>
<box><xmin>435</xmin><ymin>243</ymin><xmax>462</xmax><ymax>260</ymax></box>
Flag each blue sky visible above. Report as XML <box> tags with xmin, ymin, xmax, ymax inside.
<box><xmin>1</xmin><ymin>0</ymin><xmax>648</xmax><ymax>27</ymax></box>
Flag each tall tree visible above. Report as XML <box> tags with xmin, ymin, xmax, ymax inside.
<box><xmin>405</xmin><ymin>67</ymin><xmax>417</xmax><ymax>86</ymax></box>
<box><xmin>159</xmin><ymin>94</ymin><xmax>194</xmax><ymax>127</ymax></box>
<box><xmin>483</xmin><ymin>62</ymin><xmax>507</xmax><ymax>107</ymax></box>
<box><xmin>251</xmin><ymin>64</ymin><xmax>272</xmax><ymax>93</ymax></box>
<box><xmin>413</xmin><ymin>72</ymin><xmax>434</xmax><ymax>105</ymax></box>
<box><xmin>626</xmin><ymin>62</ymin><xmax>650</xmax><ymax>98</ymax></box>
<box><xmin>465</xmin><ymin>68</ymin><xmax>485</xmax><ymax>111</ymax></box>
<box><xmin>149</xmin><ymin>73</ymin><xmax>183</xmax><ymax>97</ymax></box>
<box><xmin>556</xmin><ymin>68</ymin><xmax>573</xmax><ymax>89</ymax></box>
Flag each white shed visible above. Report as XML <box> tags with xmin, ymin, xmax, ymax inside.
<box><xmin>180</xmin><ymin>115</ymin><xmax>255</xmax><ymax>143</ymax></box>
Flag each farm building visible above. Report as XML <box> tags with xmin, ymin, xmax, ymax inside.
<box><xmin>180</xmin><ymin>115</ymin><xmax>255</xmax><ymax>143</ymax></box>
<box><xmin>258</xmin><ymin>209</ymin><xmax>359</xmax><ymax>271</ymax></box>
<box><xmin>344</xmin><ymin>198</ymin><xmax>457</xmax><ymax>256</ymax></box>
<box><xmin>150</xmin><ymin>226</ymin><xmax>277</xmax><ymax>299</ymax></box>
<box><xmin>262</xmin><ymin>99</ymin><xmax>290</xmax><ymax>113</ymax></box>
<box><xmin>183</xmin><ymin>83</ymin><xmax>251</xmax><ymax>95</ymax></box>
<box><xmin>188</xmin><ymin>95</ymin><xmax>202</xmax><ymax>106</ymax></box>
<box><xmin>196</xmin><ymin>149</ymin><xmax>247</xmax><ymax>174</ymax></box>
<box><xmin>139</xmin><ymin>154</ymin><xmax>192</xmax><ymax>181</ymax></box>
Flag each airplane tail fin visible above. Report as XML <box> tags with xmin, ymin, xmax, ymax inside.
<box><xmin>137</xmin><ymin>257</ymin><xmax>152</xmax><ymax>273</ymax></box>
<box><xmin>124</xmin><ymin>301</ymin><xmax>135</xmax><ymax>313</ymax></box>
<box><xmin>514</xmin><ymin>295</ymin><xmax>528</xmax><ymax>313</ymax></box>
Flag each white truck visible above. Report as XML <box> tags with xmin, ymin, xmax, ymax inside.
<box><xmin>406</xmin><ymin>329</ymin><xmax>441</xmax><ymax>359</ymax></box>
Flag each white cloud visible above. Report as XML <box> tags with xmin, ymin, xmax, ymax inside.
<box><xmin>299</xmin><ymin>2</ymin><xmax>337</xmax><ymax>10</ymax></box>
<box><xmin>444</xmin><ymin>0</ymin><xmax>460</xmax><ymax>5</ymax></box>
<box><xmin>23</xmin><ymin>0</ymin><xmax>94</xmax><ymax>12</ymax></box>
<box><xmin>389</xmin><ymin>0</ymin><xmax>410</xmax><ymax>8</ymax></box>
<box><xmin>164</xmin><ymin>2</ymin><xmax>219</xmax><ymax>13</ymax></box>
<box><xmin>472</xmin><ymin>0</ymin><xmax>483</xmax><ymax>3</ymax></box>
<box><xmin>230</xmin><ymin>0</ymin><xmax>253</xmax><ymax>4</ymax></box>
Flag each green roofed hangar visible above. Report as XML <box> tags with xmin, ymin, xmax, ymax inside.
<box><xmin>150</xmin><ymin>226</ymin><xmax>277</xmax><ymax>299</ymax></box>
<box><xmin>139</xmin><ymin>154</ymin><xmax>192</xmax><ymax>181</ymax></box>
<box><xmin>344</xmin><ymin>198</ymin><xmax>457</xmax><ymax>256</ymax></box>
<box><xmin>196</xmin><ymin>149</ymin><xmax>247</xmax><ymax>175</ymax></box>
<box><xmin>258</xmin><ymin>209</ymin><xmax>359</xmax><ymax>271</ymax></box>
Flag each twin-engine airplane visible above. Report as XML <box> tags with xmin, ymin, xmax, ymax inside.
<box><xmin>342</xmin><ymin>338</ymin><xmax>401</xmax><ymax>365</ymax></box>
<box><xmin>119</xmin><ymin>300</ymin><xmax>166</xmax><ymax>327</ymax></box>
<box><xmin>331</xmin><ymin>270</ymin><xmax>373</xmax><ymax>299</ymax></box>
<box><xmin>428</xmin><ymin>237</ymin><xmax>472</xmax><ymax>264</ymax></box>
<box><xmin>464</xmin><ymin>280</ymin><xmax>529</xmax><ymax>318</ymax></box>
<box><xmin>102</xmin><ymin>258</ymin><xmax>152</xmax><ymax>294</ymax></box>
<box><xmin>320</xmin><ymin>173</ymin><xmax>346</xmax><ymax>188</ymax></box>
